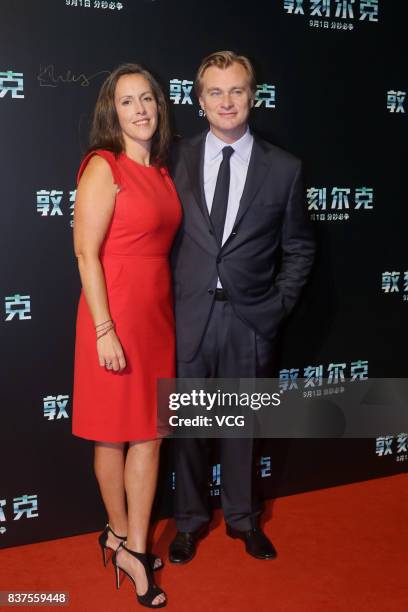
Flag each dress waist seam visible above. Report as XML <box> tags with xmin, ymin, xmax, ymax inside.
<box><xmin>101</xmin><ymin>254</ymin><xmax>168</xmax><ymax>260</ymax></box>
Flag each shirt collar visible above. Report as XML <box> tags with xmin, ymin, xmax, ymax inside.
<box><xmin>205</xmin><ymin>127</ymin><xmax>253</xmax><ymax>164</ymax></box>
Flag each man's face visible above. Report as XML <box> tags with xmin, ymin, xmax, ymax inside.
<box><xmin>199</xmin><ymin>62</ymin><xmax>254</xmax><ymax>142</ymax></box>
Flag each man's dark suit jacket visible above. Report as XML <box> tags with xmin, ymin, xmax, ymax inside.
<box><xmin>170</xmin><ymin>130</ymin><xmax>316</xmax><ymax>363</ymax></box>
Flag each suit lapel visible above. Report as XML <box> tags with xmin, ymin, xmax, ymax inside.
<box><xmin>183</xmin><ymin>132</ymin><xmax>211</xmax><ymax>226</ymax></box>
<box><xmin>231</xmin><ymin>136</ymin><xmax>270</xmax><ymax>230</ymax></box>
<box><xmin>182</xmin><ymin>131</ymin><xmax>271</xmax><ymax>244</ymax></box>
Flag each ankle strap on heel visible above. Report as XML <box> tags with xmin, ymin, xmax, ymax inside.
<box><xmin>119</xmin><ymin>543</ymin><xmax>153</xmax><ymax>574</ymax></box>
<box><xmin>106</xmin><ymin>524</ymin><xmax>126</xmax><ymax>540</ymax></box>
<box><xmin>120</xmin><ymin>542</ymin><xmax>148</xmax><ymax>561</ymax></box>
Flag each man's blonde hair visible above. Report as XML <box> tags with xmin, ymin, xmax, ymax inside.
<box><xmin>195</xmin><ymin>50</ymin><xmax>257</xmax><ymax>97</ymax></box>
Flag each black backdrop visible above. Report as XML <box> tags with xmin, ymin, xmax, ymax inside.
<box><xmin>1</xmin><ymin>0</ymin><xmax>407</xmax><ymax>548</ymax></box>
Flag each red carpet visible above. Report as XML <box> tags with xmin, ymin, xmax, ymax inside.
<box><xmin>1</xmin><ymin>474</ymin><xmax>407</xmax><ymax>611</ymax></box>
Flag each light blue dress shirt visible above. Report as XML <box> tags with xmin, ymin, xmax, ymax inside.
<box><xmin>204</xmin><ymin>127</ymin><xmax>254</xmax><ymax>243</ymax></box>
<box><xmin>203</xmin><ymin>127</ymin><xmax>254</xmax><ymax>287</ymax></box>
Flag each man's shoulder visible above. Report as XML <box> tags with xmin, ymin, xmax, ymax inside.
<box><xmin>172</xmin><ymin>132</ymin><xmax>206</xmax><ymax>153</ymax></box>
<box><xmin>254</xmin><ymin>134</ymin><xmax>301</xmax><ymax>169</ymax></box>
<box><xmin>170</xmin><ymin>131</ymin><xmax>302</xmax><ymax>173</ymax></box>
<box><xmin>169</xmin><ymin>132</ymin><xmax>205</xmax><ymax>168</ymax></box>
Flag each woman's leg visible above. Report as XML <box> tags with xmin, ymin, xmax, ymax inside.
<box><xmin>94</xmin><ymin>441</ymin><xmax>127</xmax><ymax>550</ymax></box>
<box><xmin>125</xmin><ymin>438</ymin><xmax>161</xmax><ymax>551</ymax></box>
<box><xmin>117</xmin><ymin>438</ymin><xmax>165</xmax><ymax>605</ymax></box>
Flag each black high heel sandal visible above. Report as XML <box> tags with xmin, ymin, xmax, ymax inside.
<box><xmin>112</xmin><ymin>542</ymin><xmax>167</xmax><ymax>609</ymax></box>
<box><xmin>98</xmin><ymin>524</ymin><xmax>164</xmax><ymax>572</ymax></box>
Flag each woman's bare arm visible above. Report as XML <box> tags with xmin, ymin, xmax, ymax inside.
<box><xmin>74</xmin><ymin>155</ymin><xmax>126</xmax><ymax>371</ymax></box>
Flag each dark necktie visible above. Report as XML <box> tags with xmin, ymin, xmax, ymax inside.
<box><xmin>210</xmin><ymin>145</ymin><xmax>234</xmax><ymax>245</ymax></box>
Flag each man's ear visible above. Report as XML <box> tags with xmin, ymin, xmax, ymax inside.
<box><xmin>199</xmin><ymin>96</ymin><xmax>205</xmax><ymax>111</ymax></box>
<box><xmin>250</xmin><ymin>96</ymin><xmax>255</xmax><ymax>108</ymax></box>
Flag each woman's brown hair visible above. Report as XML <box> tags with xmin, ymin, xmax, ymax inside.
<box><xmin>88</xmin><ymin>63</ymin><xmax>171</xmax><ymax>167</ymax></box>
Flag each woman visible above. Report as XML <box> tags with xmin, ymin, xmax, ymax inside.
<box><xmin>72</xmin><ymin>63</ymin><xmax>181</xmax><ymax>608</ymax></box>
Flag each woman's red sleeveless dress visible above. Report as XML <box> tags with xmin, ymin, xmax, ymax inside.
<box><xmin>72</xmin><ymin>149</ymin><xmax>182</xmax><ymax>442</ymax></box>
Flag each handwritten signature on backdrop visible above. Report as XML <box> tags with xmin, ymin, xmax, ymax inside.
<box><xmin>37</xmin><ymin>65</ymin><xmax>111</xmax><ymax>88</ymax></box>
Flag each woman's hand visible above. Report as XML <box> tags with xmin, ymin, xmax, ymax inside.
<box><xmin>97</xmin><ymin>328</ymin><xmax>126</xmax><ymax>372</ymax></box>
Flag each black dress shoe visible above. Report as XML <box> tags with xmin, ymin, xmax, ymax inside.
<box><xmin>226</xmin><ymin>525</ymin><xmax>277</xmax><ymax>560</ymax></box>
<box><xmin>169</xmin><ymin>524</ymin><xmax>208</xmax><ymax>564</ymax></box>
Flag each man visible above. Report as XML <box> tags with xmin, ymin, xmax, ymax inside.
<box><xmin>169</xmin><ymin>51</ymin><xmax>315</xmax><ymax>563</ymax></box>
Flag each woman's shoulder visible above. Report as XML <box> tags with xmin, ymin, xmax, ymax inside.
<box><xmin>77</xmin><ymin>149</ymin><xmax>122</xmax><ymax>186</ymax></box>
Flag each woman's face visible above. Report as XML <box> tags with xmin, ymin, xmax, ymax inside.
<box><xmin>114</xmin><ymin>73</ymin><xmax>158</xmax><ymax>147</ymax></box>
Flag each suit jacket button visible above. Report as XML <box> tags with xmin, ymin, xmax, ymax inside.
<box><xmin>208</xmin><ymin>289</ymin><xmax>214</xmax><ymax>295</ymax></box>
<box><xmin>209</xmin><ymin>228</ymin><xmax>214</xmax><ymax>234</ymax></box>
<box><xmin>216</xmin><ymin>256</ymin><xmax>222</xmax><ymax>264</ymax></box>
